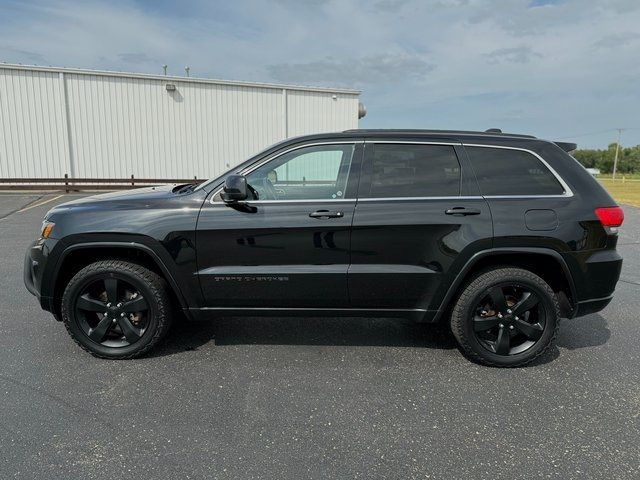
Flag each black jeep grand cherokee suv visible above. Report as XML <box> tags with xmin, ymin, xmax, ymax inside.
<box><xmin>25</xmin><ymin>129</ymin><xmax>624</xmax><ymax>366</ymax></box>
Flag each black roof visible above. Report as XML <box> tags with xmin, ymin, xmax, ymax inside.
<box><xmin>271</xmin><ymin>129</ymin><xmax>576</xmax><ymax>153</ymax></box>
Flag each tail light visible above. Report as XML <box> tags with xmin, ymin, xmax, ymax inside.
<box><xmin>595</xmin><ymin>207</ymin><xmax>624</xmax><ymax>228</ymax></box>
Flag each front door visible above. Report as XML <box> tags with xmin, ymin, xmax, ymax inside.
<box><xmin>196</xmin><ymin>141</ymin><xmax>362</xmax><ymax>308</ymax></box>
<box><xmin>349</xmin><ymin>141</ymin><xmax>493</xmax><ymax>312</ymax></box>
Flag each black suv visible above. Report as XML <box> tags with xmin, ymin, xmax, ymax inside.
<box><xmin>25</xmin><ymin>130</ymin><xmax>624</xmax><ymax>366</ymax></box>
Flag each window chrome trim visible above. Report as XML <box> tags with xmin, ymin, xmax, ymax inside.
<box><xmin>212</xmin><ymin>198</ymin><xmax>354</xmax><ymax>206</ymax></box>
<box><xmin>358</xmin><ymin>196</ymin><xmax>483</xmax><ymax>202</ymax></box>
<box><xmin>462</xmin><ymin>143</ymin><xmax>574</xmax><ymax>198</ymax></box>
<box><xmin>210</xmin><ymin>140</ymin><xmax>574</xmax><ymax>205</ymax></box>
<box><xmin>211</xmin><ymin>140</ymin><xmax>362</xmax><ymax>204</ymax></box>
<box><xmin>365</xmin><ymin>140</ymin><xmax>461</xmax><ymax>146</ymax></box>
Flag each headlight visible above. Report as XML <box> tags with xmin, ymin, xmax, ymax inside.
<box><xmin>41</xmin><ymin>221</ymin><xmax>55</xmax><ymax>239</ymax></box>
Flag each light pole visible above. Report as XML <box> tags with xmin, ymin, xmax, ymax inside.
<box><xmin>612</xmin><ymin>128</ymin><xmax>624</xmax><ymax>180</ymax></box>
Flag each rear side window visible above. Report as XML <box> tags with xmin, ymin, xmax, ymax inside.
<box><xmin>466</xmin><ymin>146</ymin><xmax>564</xmax><ymax>196</ymax></box>
<box><xmin>367</xmin><ymin>144</ymin><xmax>460</xmax><ymax>197</ymax></box>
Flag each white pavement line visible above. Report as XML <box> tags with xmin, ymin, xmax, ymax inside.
<box><xmin>17</xmin><ymin>194</ymin><xmax>64</xmax><ymax>213</ymax></box>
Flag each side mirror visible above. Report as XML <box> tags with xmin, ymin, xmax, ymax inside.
<box><xmin>221</xmin><ymin>174</ymin><xmax>249</xmax><ymax>203</ymax></box>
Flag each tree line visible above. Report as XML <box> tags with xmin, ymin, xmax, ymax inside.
<box><xmin>572</xmin><ymin>143</ymin><xmax>640</xmax><ymax>174</ymax></box>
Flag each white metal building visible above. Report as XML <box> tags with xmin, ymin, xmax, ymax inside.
<box><xmin>0</xmin><ymin>64</ymin><xmax>362</xmax><ymax>180</ymax></box>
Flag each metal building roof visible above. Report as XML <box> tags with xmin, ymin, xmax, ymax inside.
<box><xmin>0</xmin><ymin>62</ymin><xmax>361</xmax><ymax>95</ymax></box>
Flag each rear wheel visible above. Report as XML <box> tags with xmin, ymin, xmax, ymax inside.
<box><xmin>451</xmin><ymin>267</ymin><xmax>559</xmax><ymax>367</ymax></box>
<box><xmin>61</xmin><ymin>260</ymin><xmax>172</xmax><ymax>359</ymax></box>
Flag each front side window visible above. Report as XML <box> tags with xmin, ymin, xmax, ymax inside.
<box><xmin>245</xmin><ymin>144</ymin><xmax>355</xmax><ymax>201</ymax></box>
<box><xmin>366</xmin><ymin>144</ymin><xmax>461</xmax><ymax>198</ymax></box>
<box><xmin>466</xmin><ymin>146</ymin><xmax>565</xmax><ymax>196</ymax></box>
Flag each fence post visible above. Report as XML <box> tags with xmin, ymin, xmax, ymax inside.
<box><xmin>131</xmin><ymin>174</ymin><xmax>135</xmax><ymax>187</ymax></box>
<box><xmin>59</xmin><ymin>72</ymin><xmax>76</xmax><ymax>179</ymax></box>
<box><xmin>64</xmin><ymin>173</ymin><xmax>69</xmax><ymax>193</ymax></box>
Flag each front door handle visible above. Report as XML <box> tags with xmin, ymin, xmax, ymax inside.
<box><xmin>445</xmin><ymin>207</ymin><xmax>481</xmax><ymax>216</ymax></box>
<box><xmin>309</xmin><ymin>210</ymin><xmax>344</xmax><ymax>219</ymax></box>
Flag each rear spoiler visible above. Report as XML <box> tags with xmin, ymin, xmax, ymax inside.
<box><xmin>554</xmin><ymin>141</ymin><xmax>577</xmax><ymax>153</ymax></box>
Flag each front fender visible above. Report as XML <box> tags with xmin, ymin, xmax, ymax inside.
<box><xmin>43</xmin><ymin>235</ymin><xmax>200</xmax><ymax>317</ymax></box>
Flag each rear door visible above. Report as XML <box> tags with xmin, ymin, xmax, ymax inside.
<box><xmin>348</xmin><ymin>140</ymin><xmax>493</xmax><ymax>313</ymax></box>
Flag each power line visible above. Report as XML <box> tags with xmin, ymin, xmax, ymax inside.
<box><xmin>556</xmin><ymin>127</ymin><xmax>640</xmax><ymax>140</ymax></box>
<box><xmin>556</xmin><ymin>128</ymin><xmax>618</xmax><ymax>140</ymax></box>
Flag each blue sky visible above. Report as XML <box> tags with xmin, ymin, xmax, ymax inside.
<box><xmin>1</xmin><ymin>0</ymin><xmax>639</xmax><ymax>148</ymax></box>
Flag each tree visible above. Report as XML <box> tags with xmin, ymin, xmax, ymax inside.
<box><xmin>572</xmin><ymin>144</ymin><xmax>640</xmax><ymax>174</ymax></box>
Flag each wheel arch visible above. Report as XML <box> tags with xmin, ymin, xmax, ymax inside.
<box><xmin>50</xmin><ymin>242</ymin><xmax>190</xmax><ymax>320</ymax></box>
<box><xmin>433</xmin><ymin>247</ymin><xmax>577</xmax><ymax>322</ymax></box>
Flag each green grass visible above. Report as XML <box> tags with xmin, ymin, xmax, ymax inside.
<box><xmin>598</xmin><ymin>178</ymin><xmax>640</xmax><ymax>207</ymax></box>
<box><xmin>597</xmin><ymin>173</ymin><xmax>640</xmax><ymax>180</ymax></box>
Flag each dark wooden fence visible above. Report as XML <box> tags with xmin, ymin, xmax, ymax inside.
<box><xmin>0</xmin><ymin>175</ymin><xmax>205</xmax><ymax>192</ymax></box>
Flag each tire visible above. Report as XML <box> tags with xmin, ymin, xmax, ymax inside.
<box><xmin>450</xmin><ymin>267</ymin><xmax>559</xmax><ymax>367</ymax></box>
<box><xmin>61</xmin><ymin>260</ymin><xmax>173</xmax><ymax>359</ymax></box>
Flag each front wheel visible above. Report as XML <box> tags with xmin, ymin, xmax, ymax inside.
<box><xmin>450</xmin><ymin>267</ymin><xmax>560</xmax><ymax>367</ymax></box>
<box><xmin>61</xmin><ymin>260</ymin><xmax>173</xmax><ymax>359</ymax></box>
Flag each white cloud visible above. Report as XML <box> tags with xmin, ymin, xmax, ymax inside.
<box><xmin>268</xmin><ymin>54</ymin><xmax>435</xmax><ymax>87</ymax></box>
<box><xmin>0</xmin><ymin>0</ymin><xmax>638</xmax><ymax>147</ymax></box>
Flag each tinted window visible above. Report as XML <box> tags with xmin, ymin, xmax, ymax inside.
<box><xmin>245</xmin><ymin>144</ymin><xmax>354</xmax><ymax>200</ymax></box>
<box><xmin>367</xmin><ymin>144</ymin><xmax>460</xmax><ymax>197</ymax></box>
<box><xmin>467</xmin><ymin>146</ymin><xmax>564</xmax><ymax>196</ymax></box>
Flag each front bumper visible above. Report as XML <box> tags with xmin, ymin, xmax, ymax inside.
<box><xmin>24</xmin><ymin>238</ymin><xmax>58</xmax><ymax>314</ymax></box>
<box><xmin>24</xmin><ymin>243</ymin><xmax>39</xmax><ymax>297</ymax></box>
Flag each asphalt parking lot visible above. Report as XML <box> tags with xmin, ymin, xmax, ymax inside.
<box><xmin>1</xmin><ymin>193</ymin><xmax>639</xmax><ymax>479</ymax></box>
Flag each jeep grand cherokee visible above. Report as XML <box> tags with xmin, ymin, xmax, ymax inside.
<box><xmin>25</xmin><ymin>129</ymin><xmax>624</xmax><ymax>366</ymax></box>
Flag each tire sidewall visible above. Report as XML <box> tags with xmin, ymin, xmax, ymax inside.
<box><xmin>62</xmin><ymin>266</ymin><xmax>162</xmax><ymax>358</ymax></box>
<box><xmin>456</xmin><ymin>271</ymin><xmax>558</xmax><ymax>367</ymax></box>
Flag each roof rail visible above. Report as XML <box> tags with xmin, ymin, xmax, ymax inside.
<box><xmin>341</xmin><ymin>128</ymin><xmax>536</xmax><ymax>139</ymax></box>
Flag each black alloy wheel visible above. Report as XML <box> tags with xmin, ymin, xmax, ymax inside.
<box><xmin>472</xmin><ymin>284</ymin><xmax>545</xmax><ymax>356</ymax></box>
<box><xmin>75</xmin><ymin>276</ymin><xmax>149</xmax><ymax>347</ymax></box>
<box><xmin>61</xmin><ymin>260</ymin><xmax>172</xmax><ymax>359</ymax></box>
<box><xmin>450</xmin><ymin>267</ymin><xmax>559</xmax><ymax>367</ymax></box>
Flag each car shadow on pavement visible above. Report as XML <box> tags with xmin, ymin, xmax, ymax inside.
<box><xmin>556</xmin><ymin>314</ymin><xmax>611</xmax><ymax>350</ymax></box>
<box><xmin>150</xmin><ymin>314</ymin><xmax>611</xmax><ymax>363</ymax></box>
<box><xmin>151</xmin><ymin>316</ymin><xmax>458</xmax><ymax>357</ymax></box>
<box><xmin>527</xmin><ymin>314</ymin><xmax>611</xmax><ymax>367</ymax></box>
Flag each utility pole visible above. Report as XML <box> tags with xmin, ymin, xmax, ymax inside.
<box><xmin>612</xmin><ymin>128</ymin><xmax>624</xmax><ymax>180</ymax></box>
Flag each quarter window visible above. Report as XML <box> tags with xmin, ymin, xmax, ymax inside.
<box><xmin>245</xmin><ymin>144</ymin><xmax>355</xmax><ymax>201</ymax></box>
<box><xmin>466</xmin><ymin>146</ymin><xmax>565</xmax><ymax>196</ymax></box>
<box><xmin>366</xmin><ymin>144</ymin><xmax>461</xmax><ymax>198</ymax></box>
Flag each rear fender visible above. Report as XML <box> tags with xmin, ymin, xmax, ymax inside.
<box><xmin>430</xmin><ymin>247</ymin><xmax>577</xmax><ymax>323</ymax></box>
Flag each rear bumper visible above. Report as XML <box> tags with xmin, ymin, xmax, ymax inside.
<box><xmin>573</xmin><ymin>295</ymin><xmax>614</xmax><ymax>318</ymax></box>
<box><xmin>566</xmin><ymin>248</ymin><xmax>622</xmax><ymax>318</ymax></box>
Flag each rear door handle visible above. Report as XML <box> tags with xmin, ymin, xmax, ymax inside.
<box><xmin>309</xmin><ymin>210</ymin><xmax>344</xmax><ymax>219</ymax></box>
<box><xmin>445</xmin><ymin>207</ymin><xmax>481</xmax><ymax>216</ymax></box>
